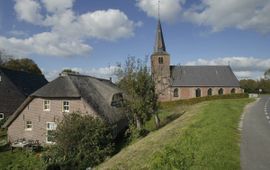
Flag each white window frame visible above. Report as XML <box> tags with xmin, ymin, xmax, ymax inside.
<box><xmin>46</xmin><ymin>122</ymin><xmax>57</xmax><ymax>144</ymax></box>
<box><xmin>62</xmin><ymin>101</ymin><xmax>70</xmax><ymax>113</ymax></box>
<box><xmin>0</xmin><ymin>113</ymin><xmax>4</xmax><ymax>120</ymax></box>
<box><xmin>43</xmin><ymin>100</ymin><xmax>50</xmax><ymax>111</ymax></box>
<box><xmin>25</xmin><ymin>120</ymin><xmax>33</xmax><ymax>131</ymax></box>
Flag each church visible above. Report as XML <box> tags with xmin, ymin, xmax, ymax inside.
<box><xmin>151</xmin><ymin>20</ymin><xmax>242</xmax><ymax>101</ymax></box>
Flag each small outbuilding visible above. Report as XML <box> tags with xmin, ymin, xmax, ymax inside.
<box><xmin>0</xmin><ymin>67</ymin><xmax>48</xmax><ymax>120</ymax></box>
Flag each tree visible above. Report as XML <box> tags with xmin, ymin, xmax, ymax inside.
<box><xmin>258</xmin><ymin>79</ymin><xmax>270</xmax><ymax>94</ymax></box>
<box><xmin>0</xmin><ymin>50</ymin><xmax>11</xmax><ymax>65</ymax></box>
<box><xmin>3</xmin><ymin>58</ymin><xmax>42</xmax><ymax>75</ymax></box>
<box><xmin>42</xmin><ymin>112</ymin><xmax>114</xmax><ymax>170</ymax></box>
<box><xmin>115</xmin><ymin>57</ymin><xmax>159</xmax><ymax>130</ymax></box>
<box><xmin>240</xmin><ymin>79</ymin><xmax>258</xmax><ymax>93</ymax></box>
<box><xmin>265</xmin><ymin>69</ymin><xmax>270</xmax><ymax>80</ymax></box>
<box><xmin>61</xmin><ymin>69</ymin><xmax>79</xmax><ymax>74</ymax></box>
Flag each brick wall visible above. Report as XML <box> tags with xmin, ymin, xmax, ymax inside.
<box><xmin>161</xmin><ymin>87</ymin><xmax>243</xmax><ymax>101</ymax></box>
<box><xmin>8</xmin><ymin>97</ymin><xmax>97</xmax><ymax>145</ymax></box>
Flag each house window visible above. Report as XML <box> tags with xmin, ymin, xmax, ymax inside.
<box><xmin>207</xmin><ymin>88</ymin><xmax>212</xmax><ymax>96</ymax></box>
<box><xmin>0</xmin><ymin>113</ymin><xmax>4</xmax><ymax>120</ymax></box>
<box><xmin>173</xmin><ymin>88</ymin><xmax>179</xmax><ymax>97</ymax></box>
<box><xmin>158</xmin><ymin>57</ymin><xmax>163</xmax><ymax>64</ymax></box>
<box><xmin>25</xmin><ymin>121</ymin><xmax>33</xmax><ymax>131</ymax></box>
<box><xmin>111</xmin><ymin>93</ymin><xmax>124</xmax><ymax>108</ymax></box>
<box><xmin>62</xmin><ymin>101</ymin><xmax>70</xmax><ymax>112</ymax></box>
<box><xmin>231</xmin><ymin>88</ymin><xmax>236</xmax><ymax>94</ymax></box>
<box><xmin>195</xmin><ymin>88</ymin><xmax>201</xmax><ymax>97</ymax></box>
<box><xmin>218</xmin><ymin>88</ymin><xmax>224</xmax><ymax>95</ymax></box>
<box><xmin>46</xmin><ymin>122</ymin><xmax>57</xmax><ymax>143</ymax></box>
<box><xmin>43</xmin><ymin>100</ymin><xmax>50</xmax><ymax>111</ymax></box>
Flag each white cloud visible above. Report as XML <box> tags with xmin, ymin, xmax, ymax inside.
<box><xmin>136</xmin><ymin>0</ymin><xmax>270</xmax><ymax>33</ymax></box>
<box><xmin>44</xmin><ymin>66</ymin><xmax>119</xmax><ymax>81</ymax></box>
<box><xmin>14</xmin><ymin>0</ymin><xmax>43</xmax><ymax>24</ymax></box>
<box><xmin>186</xmin><ymin>56</ymin><xmax>270</xmax><ymax>79</ymax></box>
<box><xmin>42</xmin><ymin>0</ymin><xmax>75</xmax><ymax>13</ymax></box>
<box><xmin>136</xmin><ymin>0</ymin><xmax>185</xmax><ymax>22</ymax></box>
<box><xmin>0</xmin><ymin>32</ymin><xmax>92</xmax><ymax>57</ymax></box>
<box><xmin>183</xmin><ymin>0</ymin><xmax>270</xmax><ymax>33</ymax></box>
<box><xmin>2</xmin><ymin>1</ymin><xmax>138</xmax><ymax>57</ymax></box>
<box><xmin>79</xmin><ymin>9</ymin><xmax>135</xmax><ymax>41</ymax></box>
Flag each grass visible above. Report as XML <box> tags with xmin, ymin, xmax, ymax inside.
<box><xmin>97</xmin><ymin>98</ymin><xmax>253</xmax><ymax>170</ymax></box>
<box><xmin>145</xmin><ymin>104</ymin><xmax>188</xmax><ymax>132</ymax></box>
<box><xmin>0</xmin><ymin>129</ymin><xmax>43</xmax><ymax>170</ymax></box>
<box><xmin>0</xmin><ymin>147</ymin><xmax>43</xmax><ymax>170</ymax></box>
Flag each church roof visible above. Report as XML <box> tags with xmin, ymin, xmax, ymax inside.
<box><xmin>170</xmin><ymin>65</ymin><xmax>240</xmax><ymax>87</ymax></box>
<box><xmin>153</xmin><ymin>20</ymin><xmax>167</xmax><ymax>54</ymax></box>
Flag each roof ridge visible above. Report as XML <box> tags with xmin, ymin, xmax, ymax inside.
<box><xmin>0</xmin><ymin>66</ymin><xmax>45</xmax><ymax>76</ymax></box>
<box><xmin>67</xmin><ymin>73</ymin><xmax>111</xmax><ymax>82</ymax></box>
<box><xmin>66</xmin><ymin>75</ymin><xmax>82</xmax><ymax>98</ymax></box>
<box><xmin>171</xmin><ymin>65</ymin><xmax>230</xmax><ymax>67</ymax></box>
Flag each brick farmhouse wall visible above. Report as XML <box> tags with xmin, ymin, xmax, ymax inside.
<box><xmin>8</xmin><ymin>97</ymin><xmax>97</xmax><ymax>145</ymax></box>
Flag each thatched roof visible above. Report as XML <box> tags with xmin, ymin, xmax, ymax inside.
<box><xmin>0</xmin><ymin>67</ymin><xmax>48</xmax><ymax>116</ymax></box>
<box><xmin>0</xmin><ymin>67</ymin><xmax>48</xmax><ymax>96</ymax></box>
<box><xmin>3</xmin><ymin>74</ymin><xmax>128</xmax><ymax>133</ymax></box>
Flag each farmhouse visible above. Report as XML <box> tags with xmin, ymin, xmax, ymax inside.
<box><xmin>0</xmin><ymin>67</ymin><xmax>48</xmax><ymax>120</ymax></box>
<box><xmin>3</xmin><ymin>73</ymin><xmax>127</xmax><ymax>144</ymax></box>
<box><xmin>151</xmin><ymin>20</ymin><xmax>242</xmax><ymax>101</ymax></box>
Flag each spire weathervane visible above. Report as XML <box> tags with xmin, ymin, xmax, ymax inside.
<box><xmin>158</xmin><ymin>0</ymin><xmax>160</xmax><ymax>20</ymax></box>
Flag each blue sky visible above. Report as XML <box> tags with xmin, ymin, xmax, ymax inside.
<box><xmin>0</xmin><ymin>0</ymin><xmax>269</xmax><ymax>80</ymax></box>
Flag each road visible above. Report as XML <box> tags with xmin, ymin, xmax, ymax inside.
<box><xmin>241</xmin><ymin>95</ymin><xmax>270</xmax><ymax>170</ymax></box>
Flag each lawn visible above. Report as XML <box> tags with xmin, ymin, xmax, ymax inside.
<box><xmin>98</xmin><ymin>98</ymin><xmax>253</xmax><ymax>170</ymax></box>
<box><xmin>0</xmin><ymin>129</ymin><xmax>43</xmax><ymax>170</ymax></box>
<box><xmin>0</xmin><ymin>148</ymin><xmax>43</xmax><ymax>170</ymax></box>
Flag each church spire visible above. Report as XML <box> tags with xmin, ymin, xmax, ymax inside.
<box><xmin>154</xmin><ymin>19</ymin><xmax>167</xmax><ymax>53</ymax></box>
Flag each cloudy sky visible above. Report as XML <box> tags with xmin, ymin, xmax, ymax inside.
<box><xmin>0</xmin><ymin>0</ymin><xmax>269</xmax><ymax>80</ymax></box>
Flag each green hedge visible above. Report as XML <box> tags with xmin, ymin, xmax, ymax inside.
<box><xmin>160</xmin><ymin>93</ymin><xmax>249</xmax><ymax>109</ymax></box>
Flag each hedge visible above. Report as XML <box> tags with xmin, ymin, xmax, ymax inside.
<box><xmin>160</xmin><ymin>93</ymin><xmax>249</xmax><ymax>109</ymax></box>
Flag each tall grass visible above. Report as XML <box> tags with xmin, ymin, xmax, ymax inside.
<box><xmin>149</xmin><ymin>99</ymin><xmax>251</xmax><ymax>170</ymax></box>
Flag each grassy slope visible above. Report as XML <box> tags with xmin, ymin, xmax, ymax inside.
<box><xmin>98</xmin><ymin>98</ymin><xmax>252</xmax><ymax>170</ymax></box>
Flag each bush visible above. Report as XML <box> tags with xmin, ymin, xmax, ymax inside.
<box><xmin>161</xmin><ymin>93</ymin><xmax>248</xmax><ymax>109</ymax></box>
<box><xmin>42</xmin><ymin>112</ymin><xmax>114</xmax><ymax>170</ymax></box>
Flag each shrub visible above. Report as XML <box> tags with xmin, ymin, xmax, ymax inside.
<box><xmin>42</xmin><ymin>112</ymin><xmax>114</xmax><ymax>170</ymax></box>
<box><xmin>161</xmin><ymin>93</ymin><xmax>248</xmax><ymax>109</ymax></box>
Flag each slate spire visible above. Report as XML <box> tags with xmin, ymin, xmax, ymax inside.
<box><xmin>154</xmin><ymin>19</ymin><xmax>166</xmax><ymax>53</ymax></box>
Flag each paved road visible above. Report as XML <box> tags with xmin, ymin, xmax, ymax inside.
<box><xmin>241</xmin><ymin>95</ymin><xmax>270</xmax><ymax>170</ymax></box>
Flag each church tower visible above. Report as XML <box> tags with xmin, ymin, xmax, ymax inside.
<box><xmin>151</xmin><ymin>19</ymin><xmax>171</xmax><ymax>101</ymax></box>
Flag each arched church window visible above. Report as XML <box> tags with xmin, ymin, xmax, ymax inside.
<box><xmin>208</xmin><ymin>88</ymin><xmax>212</xmax><ymax>96</ymax></box>
<box><xmin>158</xmin><ymin>57</ymin><xmax>163</xmax><ymax>64</ymax></box>
<box><xmin>173</xmin><ymin>88</ymin><xmax>179</xmax><ymax>97</ymax></box>
<box><xmin>218</xmin><ymin>88</ymin><xmax>224</xmax><ymax>95</ymax></box>
<box><xmin>231</xmin><ymin>88</ymin><xmax>236</xmax><ymax>94</ymax></box>
<box><xmin>196</xmin><ymin>88</ymin><xmax>201</xmax><ymax>97</ymax></box>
